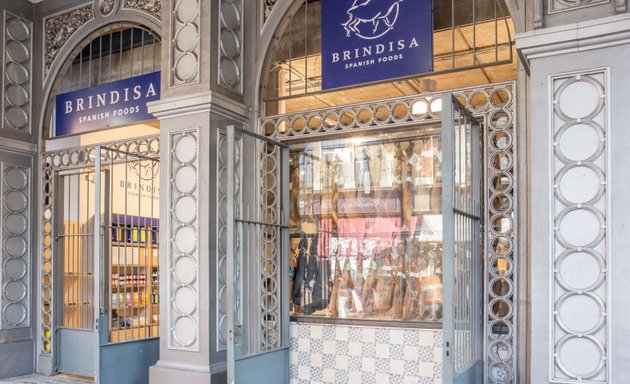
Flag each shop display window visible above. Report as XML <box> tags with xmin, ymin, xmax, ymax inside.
<box><xmin>289</xmin><ymin>126</ymin><xmax>444</xmax><ymax>323</ymax></box>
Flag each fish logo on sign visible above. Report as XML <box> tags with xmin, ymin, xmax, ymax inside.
<box><xmin>342</xmin><ymin>0</ymin><xmax>403</xmax><ymax>40</ymax></box>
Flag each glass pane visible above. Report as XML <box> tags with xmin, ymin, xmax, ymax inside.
<box><xmin>289</xmin><ymin>126</ymin><xmax>443</xmax><ymax>322</ymax></box>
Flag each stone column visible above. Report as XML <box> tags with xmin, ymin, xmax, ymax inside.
<box><xmin>518</xmin><ymin>14</ymin><xmax>630</xmax><ymax>384</ymax></box>
<box><xmin>148</xmin><ymin>0</ymin><xmax>254</xmax><ymax>382</ymax></box>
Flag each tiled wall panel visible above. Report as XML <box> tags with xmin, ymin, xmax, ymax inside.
<box><xmin>289</xmin><ymin>323</ymin><xmax>443</xmax><ymax>384</ymax></box>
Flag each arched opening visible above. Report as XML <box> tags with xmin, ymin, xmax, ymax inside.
<box><xmin>40</xmin><ymin>23</ymin><xmax>163</xmax><ymax>383</ymax></box>
<box><xmin>253</xmin><ymin>1</ymin><xmax>518</xmax><ymax>383</ymax></box>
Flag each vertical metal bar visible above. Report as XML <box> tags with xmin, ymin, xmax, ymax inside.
<box><xmin>109</xmin><ymin>29</ymin><xmax>113</xmax><ymax>83</ymax></box>
<box><xmin>141</xmin><ymin>29</ymin><xmax>146</xmax><ymax>75</ymax></box>
<box><xmin>441</xmin><ymin>93</ymin><xmax>455</xmax><ymax>382</ymax></box>
<box><xmin>304</xmin><ymin>0</ymin><xmax>308</xmax><ymax>94</ymax></box>
<box><xmin>281</xmin><ymin>145</ymin><xmax>289</xmax><ymax>348</ymax></box>
<box><xmin>93</xmin><ymin>147</ymin><xmax>102</xmax><ymax>378</ymax></box>
<box><xmin>130</xmin><ymin>28</ymin><xmax>135</xmax><ymax>77</ymax></box>
<box><xmin>119</xmin><ymin>30</ymin><xmax>124</xmax><ymax>82</ymax></box>
<box><xmin>88</xmin><ymin>38</ymin><xmax>93</xmax><ymax>88</ymax></box>
<box><xmin>451</xmin><ymin>0</ymin><xmax>455</xmax><ymax>69</ymax></box>
<box><xmin>152</xmin><ymin>34</ymin><xmax>157</xmax><ymax>72</ymax></box>
<box><xmin>472</xmin><ymin>0</ymin><xmax>476</xmax><ymax>68</ymax></box>
<box><xmin>495</xmin><ymin>0</ymin><xmax>499</xmax><ymax>62</ymax></box>
<box><xmin>98</xmin><ymin>33</ymin><xmax>103</xmax><ymax>85</ymax></box>
<box><xmin>123</xmin><ymin>151</ymin><xmax>129</xmax><ymax>341</ymax></box>
<box><xmin>288</xmin><ymin>15</ymin><xmax>293</xmax><ymax>97</ymax></box>
<box><xmin>226</xmin><ymin>126</ymin><xmax>236</xmax><ymax>383</ymax></box>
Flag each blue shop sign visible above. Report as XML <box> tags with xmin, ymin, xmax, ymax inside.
<box><xmin>55</xmin><ymin>71</ymin><xmax>161</xmax><ymax>136</ymax></box>
<box><xmin>321</xmin><ymin>0</ymin><xmax>433</xmax><ymax>90</ymax></box>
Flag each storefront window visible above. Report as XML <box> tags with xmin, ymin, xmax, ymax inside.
<box><xmin>289</xmin><ymin>126</ymin><xmax>443</xmax><ymax>322</ymax></box>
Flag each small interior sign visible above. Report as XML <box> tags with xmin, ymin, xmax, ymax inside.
<box><xmin>55</xmin><ymin>71</ymin><xmax>161</xmax><ymax>136</ymax></box>
<box><xmin>322</xmin><ymin>0</ymin><xmax>433</xmax><ymax>90</ymax></box>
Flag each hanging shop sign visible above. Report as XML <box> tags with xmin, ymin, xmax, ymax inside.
<box><xmin>55</xmin><ymin>71</ymin><xmax>161</xmax><ymax>136</ymax></box>
<box><xmin>321</xmin><ymin>0</ymin><xmax>433</xmax><ymax>90</ymax></box>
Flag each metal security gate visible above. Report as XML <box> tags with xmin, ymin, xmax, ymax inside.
<box><xmin>442</xmin><ymin>95</ymin><xmax>483</xmax><ymax>384</ymax></box>
<box><xmin>226</xmin><ymin>126</ymin><xmax>290</xmax><ymax>384</ymax></box>
<box><xmin>56</xmin><ymin>169</ymin><xmax>106</xmax><ymax>378</ymax></box>
<box><xmin>53</xmin><ymin>144</ymin><xmax>160</xmax><ymax>383</ymax></box>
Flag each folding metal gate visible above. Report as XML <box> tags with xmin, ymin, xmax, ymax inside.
<box><xmin>226</xmin><ymin>126</ymin><xmax>290</xmax><ymax>384</ymax></box>
<box><xmin>442</xmin><ymin>95</ymin><xmax>484</xmax><ymax>384</ymax></box>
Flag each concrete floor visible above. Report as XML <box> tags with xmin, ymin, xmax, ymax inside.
<box><xmin>0</xmin><ymin>375</ymin><xmax>91</xmax><ymax>383</ymax></box>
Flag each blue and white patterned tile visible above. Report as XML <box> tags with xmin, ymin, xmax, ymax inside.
<box><xmin>403</xmin><ymin>359</ymin><xmax>420</xmax><ymax>376</ymax></box>
<box><xmin>322</xmin><ymin>325</ymin><xmax>336</xmax><ymax>340</ymax></box>
<box><xmin>419</xmin><ymin>346</ymin><xmax>434</xmax><ymax>361</ymax></box>
<box><xmin>391</xmin><ymin>344</ymin><xmax>405</xmax><ymax>359</ymax></box>
<box><xmin>334</xmin><ymin>368</ymin><xmax>349</xmax><ymax>382</ymax></box>
<box><xmin>322</xmin><ymin>353</ymin><xmax>335</xmax><ymax>368</ymax></box>
<box><xmin>297</xmin><ymin>351</ymin><xmax>310</xmax><ymax>365</ymax></box>
<box><xmin>335</xmin><ymin>340</ymin><xmax>349</xmax><ymax>355</ymax></box>
<box><xmin>289</xmin><ymin>364</ymin><xmax>298</xmax><ymax>379</ymax></box>
<box><xmin>311</xmin><ymin>338</ymin><xmax>323</xmax><ymax>353</ymax></box>
<box><xmin>361</xmin><ymin>371</ymin><xmax>376</xmax><ymax>384</ymax></box>
<box><xmin>375</xmin><ymin>358</ymin><xmax>390</xmax><ymax>373</ymax></box>
<box><xmin>297</xmin><ymin>324</ymin><xmax>311</xmax><ymax>338</ymax></box>
<box><xmin>348</xmin><ymin>326</ymin><xmax>362</xmax><ymax>341</ymax></box>
<box><xmin>289</xmin><ymin>336</ymin><xmax>298</xmax><ymax>350</ymax></box>
<box><xmin>433</xmin><ymin>331</ymin><xmax>443</xmax><ymax>347</ymax></box>
<box><xmin>362</xmin><ymin>342</ymin><xmax>376</xmax><ymax>357</ymax></box>
<box><xmin>404</xmin><ymin>329</ymin><xmax>420</xmax><ymax>345</ymax></box>
<box><xmin>419</xmin><ymin>376</ymin><xmax>435</xmax><ymax>384</ymax></box>
<box><xmin>348</xmin><ymin>355</ymin><xmax>362</xmax><ymax>371</ymax></box>
<box><xmin>375</xmin><ymin>328</ymin><xmax>390</xmax><ymax>343</ymax></box>
<box><xmin>390</xmin><ymin>374</ymin><xmax>405</xmax><ymax>384</ymax></box>
<box><xmin>433</xmin><ymin>360</ymin><xmax>443</xmax><ymax>378</ymax></box>
<box><xmin>311</xmin><ymin>367</ymin><xmax>324</xmax><ymax>382</ymax></box>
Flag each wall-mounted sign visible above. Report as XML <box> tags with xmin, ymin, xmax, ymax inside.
<box><xmin>321</xmin><ymin>0</ymin><xmax>433</xmax><ymax>90</ymax></box>
<box><xmin>55</xmin><ymin>71</ymin><xmax>161</xmax><ymax>136</ymax></box>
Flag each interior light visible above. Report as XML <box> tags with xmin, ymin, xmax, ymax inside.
<box><xmin>430</xmin><ymin>98</ymin><xmax>443</xmax><ymax>113</ymax></box>
<box><xmin>411</xmin><ymin>100</ymin><xmax>428</xmax><ymax>115</ymax></box>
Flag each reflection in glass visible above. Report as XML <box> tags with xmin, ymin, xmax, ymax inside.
<box><xmin>289</xmin><ymin>127</ymin><xmax>444</xmax><ymax>322</ymax></box>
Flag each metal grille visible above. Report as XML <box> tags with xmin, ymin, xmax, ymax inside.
<box><xmin>58</xmin><ymin>171</ymin><xmax>97</xmax><ymax>330</ymax></box>
<box><xmin>226</xmin><ymin>126</ymin><xmax>290</xmax><ymax>361</ymax></box>
<box><xmin>450</xmin><ymin>101</ymin><xmax>483</xmax><ymax>374</ymax></box>
<box><xmin>99</xmin><ymin>146</ymin><xmax>160</xmax><ymax>343</ymax></box>
<box><xmin>45</xmin><ymin>25</ymin><xmax>161</xmax><ymax>138</ymax></box>
<box><xmin>261</xmin><ymin>0</ymin><xmax>513</xmax><ymax>105</ymax></box>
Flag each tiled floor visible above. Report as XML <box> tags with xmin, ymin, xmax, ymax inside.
<box><xmin>0</xmin><ymin>375</ymin><xmax>91</xmax><ymax>383</ymax></box>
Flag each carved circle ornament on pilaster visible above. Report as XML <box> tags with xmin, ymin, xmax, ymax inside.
<box><xmin>3</xmin><ymin>12</ymin><xmax>32</xmax><ymax>134</ymax></box>
<box><xmin>171</xmin><ymin>0</ymin><xmax>200</xmax><ymax>87</ymax></box>
<box><xmin>219</xmin><ymin>0</ymin><xmax>243</xmax><ymax>93</ymax></box>
<box><xmin>44</xmin><ymin>4</ymin><xmax>94</xmax><ymax>76</ymax></box>
<box><xmin>1</xmin><ymin>164</ymin><xmax>31</xmax><ymax>329</ymax></box>
<box><xmin>169</xmin><ymin>130</ymin><xmax>200</xmax><ymax>351</ymax></box>
<box><xmin>551</xmin><ymin>72</ymin><xmax>608</xmax><ymax>382</ymax></box>
<box><xmin>123</xmin><ymin>0</ymin><xmax>162</xmax><ymax>20</ymax></box>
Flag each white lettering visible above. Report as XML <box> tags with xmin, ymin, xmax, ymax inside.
<box><xmin>76</xmin><ymin>99</ymin><xmax>84</xmax><ymax>112</ymax></box>
<box><xmin>65</xmin><ymin>101</ymin><xmax>73</xmax><ymax>114</ymax></box>
<box><xmin>146</xmin><ymin>83</ymin><xmax>157</xmax><ymax>98</ymax></box>
<box><xmin>97</xmin><ymin>93</ymin><xmax>106</xmax><ymax>108</ymax></box>
<box><xmin>376</xmin><ymin>44</ymin><xmax>385</xmax><ymax>54</ymax></box>
<box><xmin>133</xmin><ymin>85</ymin><xmax>142</xmax><ymax>100</ymax></box>
<box><xmin>110</xmin><ymin>91</ymin><xmax>119</xmax><ymax>104</ymax></box>
<box><xmin>332</xmin><ymin>53</ymin><xmax>340</xmax><ymax>63</ymax></box>
<box><xmin>409</xmin><ymin>37</ymin><xmax>419</xmax><ymax>48</ymax></box>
